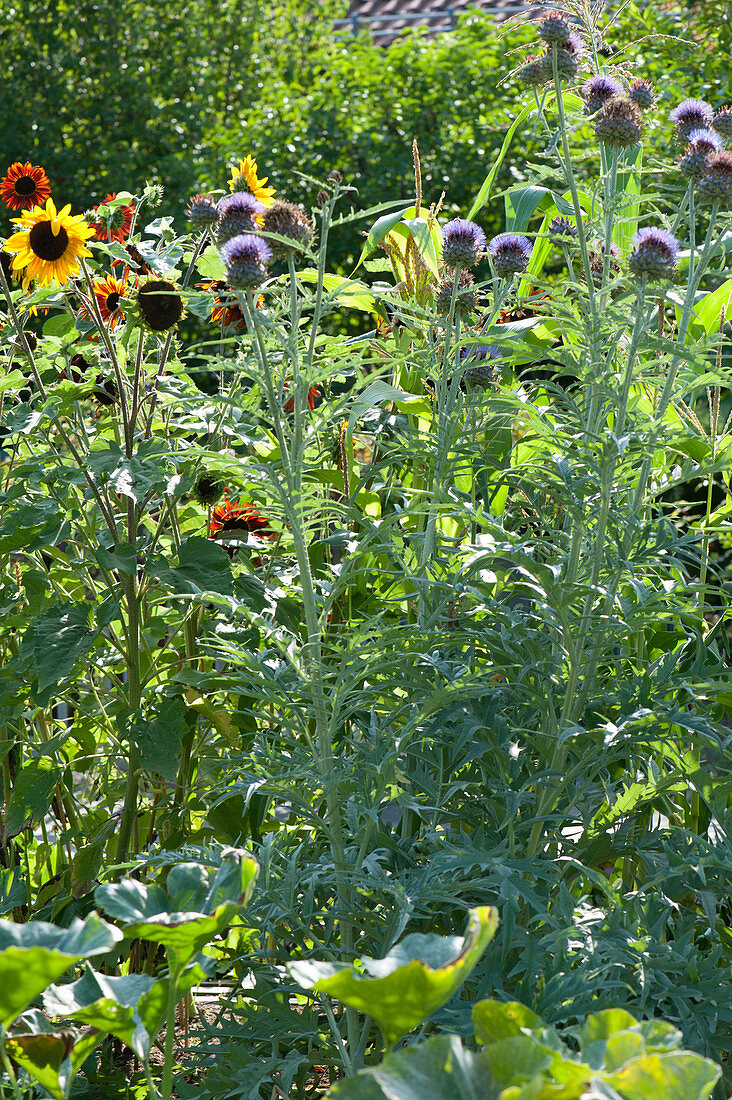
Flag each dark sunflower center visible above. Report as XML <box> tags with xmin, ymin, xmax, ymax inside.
<box><xmin>29</xmin><ymin>221</ymin><xmax>69</xmax><ymax>261</ymax></box>
<box><xmin>106</xmin><ymin>292</ymin><xmax>121</xmax><ymax>312</ymax></box>
<box><xmin>15</xmin><ymin>175</ymin><xmax>38</xmax><ymax>196</ymax></box>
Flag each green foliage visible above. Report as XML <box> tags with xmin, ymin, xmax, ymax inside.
<box><xmin>329</xmin><ymin>1002</ymin><xmax>722</xmax><ymax>1100</ymax></box>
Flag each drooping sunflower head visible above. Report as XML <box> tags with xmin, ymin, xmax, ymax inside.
<box><xmin>137</xmin><ymin>279</ymin><xmax>184</xmax><ymax>332</ymax></box>
<box><xmin>228</xmin><ymin>155</ymin><xmax>276</xmax><ymax>206</ymax></box>
<box><xmin>89</xmin><ymin>192</ymin><xmax>134</xmax><ymax>243</ymax></box>
<box><xmin>5</xmin><ymin>198</ymin><xmax>95</xmax><ymax>287</ymax></box>
<box><xmin>1</xmin><ymin>162</ymin><xmax>52</xmax><ymax>211</ymax></box>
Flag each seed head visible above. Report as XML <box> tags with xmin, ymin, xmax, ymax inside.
<box><xmin>712</xmin><ymin>107</ymin><xmax>732</xmax><ymax>140</ymax></box>
<box><xmin>593</xmin><ymin>96</ymin><xmax>644</xmax><ymax>149</ymax></box>
<box><xmin>260</xmin><ymin>200</ymin><xmax>314</xmax><ymax>258</ymax></box>
<box><xmin>697</xmin><ymin>150</ymin><xmax>732</xmax><ymax>205</ymax></box>
<box><xmin>216</xmin><ymin>193</ymin><xmax>264</xmax><ymax>244</ymax></box>
<box><xmin>434</xmin><ymin>269</ymin><xmax>478</xmax><ymax>318</ymax></box>
<box><xmin>488</xmin><ymin>233</ymin><xmax>533</xmax><ymax>278</ymax></box>
<box><xmin>187</xmin><ymin>193</ymin><xmax>219</xmax><ymax>230</ymax></box>
<box><xmin>441</xmin><ymin>218</ymin><xmax>486</xmax><ymax>268</ymax></box>
<box><xmin>220</xmin><ymin>233</ymin><xmax>272</xmax><ymax>290</ymax></box>
<box><xmin>193</xmin><ymin>474</ymin><xmax>226</xmax><ymax>506</ymax></box>
<box><xmin>582</xmin><ymin>75</ymin><xmax>623</xmax><ymax>116</ymax></box>
<box><xmin>460</xmin><ymin>345</ymin><xmax>502</xmax><ymax>390</ymax></box>
<box><xmin>628</xmin><ymin>79</ymin><xmax>656</xmax><ymax>111</ymax></box>
<box><xmin>137</xmin><ymin>280</ymin><xmax>184</xmax><ymax>332</ymax></box>
<box><xmin>669</xmin><ymin>98</ymin><xmax>714</xmax><ymax>141</ymax></box>
<box><xmin>628</xmin><ymin>227</ymin><xmax>679</xmax><ymax>281</ymax></box>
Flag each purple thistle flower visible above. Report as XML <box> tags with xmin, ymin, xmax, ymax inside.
<box><xmin>441</xmin><ymin>218</ymin><xmax>486</xmax><ymax>268</ymax></box>
<box><xmin>628</xmin><ymin>227</ymin><xmax>679</xmax><ymax>281</ymax></box>
<box><xmin>669</xmin><ymin>98</ymin><xmax>714</xmax><ymax>140</ymax></box>
<box><xmin>581</xmin><ymin>75</ymin><xmax>623</xmax><ymax>116</ymax></box>
<box><xmin>220</xmin><ymin>233</ymin><xmax>272</xmax><ymax>290</ymax></box>
<box><xmin>488</xmin><ymin>233</ymin><xmax>533</xmax><ymax>278</ymax></box>
<box><xmin>679</xmin><ymin>128</ymin><xmax>725</xmax><ymax>180</ymax></box>
<box><xmin>628</xmin><ymin>79</ymin><xmax>656</xmax><ymax>111</ymax></box>
<box><xmin>697</xmin><ymin>150</ymin><xmax>732</xmax><ymax>204</ymax></box>
<box><xmin>713</xmin><ymin>106</ymin><xmax>732</xmax><ymax>140</ymax></box>
<box><xmin>216</xmin><ymin>192</ymin><xmax>265</xmax><ymax>244</ymax></box>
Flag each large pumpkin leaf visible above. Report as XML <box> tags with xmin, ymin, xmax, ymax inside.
<box><xmin>0</xmin><ymin>915</ymin><xmax>122</xmax><ymax>1026</ymax></box>
<box><xmin>289</xmin><ymin>907</ymin><xmax>498</xmax><ymax>1047</ymax></box>
<box><xmin>96</xmin><ymin>849</ymin><xmax>258</xmax><ymax>967</ymax></box>
<box><xmin>6</xmin><ymin>1027</ymin><xmax>102</xmax><ymax>1100</ymax></box>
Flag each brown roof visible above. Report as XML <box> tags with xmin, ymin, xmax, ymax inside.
<box><xmin>340</xmin><ymin>0</ymin><xmax>539</xmax><ymax>39</ymax></box>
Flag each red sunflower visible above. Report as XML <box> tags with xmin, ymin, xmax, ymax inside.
<box><xmin>0</xmin><ymin>162</ymin><xmax>52</xmax><ymax>211</ymax></box>
<box><xmin>89</xmin><ymin>192</ymin><xmax>134</xmax><ymax>243</ymax></box>
<box><xmin>209</xmin><ymin>498</ymin><xmax>273</xmax><ymax>540</ymax></box>
<box><xmin>78</xmin><ymin>274</ymin><xmax>130</xmax><ymax>330</ymax></box>
<box><xmin>283</xmin><ymin>384</ymin><xmax>322</xmax><ymax>413</ymax></box>
<box><xmin>200</xmin><ymin>279</ymin><xmax>247</xmax><ymax>331</ymax></box>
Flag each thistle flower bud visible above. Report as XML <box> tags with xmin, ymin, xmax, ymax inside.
<box><xmin>628</xmin><ymin>227</ymin><xmax>679</xmax><ymax>281</ymax></box>
<box><xmin>441</xmin><ymin>218</ymin><xmax>486</xmax><ymax>268</ymax></box>
<box><xmin>697</xmin><ymin>150</ymin><xmax>732</xmax><ymax>204</ymax></box>
<box><xmin>586</xmin><ymin>242</ymin><xmax>620</xmax><ymax>285</ymax></box>
<box><xmin>628</xmin><ymin>79</ymin><xmax>656</xmax><ymax>111</ymax></box>
<box><xmin>548</xmin><ymin>216</ymin><xmax>578</xmax><ymax>240</ymax></box>
<box><xmin>434</xmin><ymin>269</ymin><xmax>478</xmax><ymax>317</ymax></box>
<box><xmin>679</xmin><ymin>129</ymin><xmax>724</xmax><ymax>180</ymax></box>
<box><xmin>317</xmin><ymin>190</ymin><xmax>330</xmax><ymax>205</ymax></box>
<box><xmin>712</xmin><ymin>106</ymin><xmax>732</xmax><ymax>140</ymax></box>
<box><xmin>260</xmin><ymin>200</ymin><xmax>314</xmax><ymax>258</ymax></box>
<box><xmin>460</xmin><ymin>345</ymin><xmax>502</xmax><ymax>389</ymax></box>
<box><xmin>669</xmin><ymin>98</ymin><xmax>714</xmax><ymax>141</ymax></box>
<box><xmin>327</xmin><ymin>170</ymin><xmax>343</xmax><ymax>185</ymax></box>
<box><xmin>216</xmin><ymin>193</ymin><xmax>264</xmax><ymax>244</ymax></box>
<box><xmin>187</xmin><ymin>193</ymin><xmax>219</xmax><ymax>230</ymax></box>
<box><xmin>539</xmin><ymin>10</ymin><xmax>572</xmax><ymax>46</ymax></box>
<box><xmin>220</xmin><ymin>233</ymin><xmax>272</xmax><ymax>290</ymax></box>
<box><xmin>593</xmin><ymin>96</ymin><xmax>643</xmax><ymax>149</ymax></box>
<box><xmin>581</xmin><ymin>75</ymin><xmax>623</xmax><ymax>116</ymax></box>
<box><xmin>518</xmin><ymin>54</ymin><xmax>551</xmax><ymax>88</ymax></box>
<box><xmin>488</xmin><ymin>233</ymin><xmax>533</xmax><ymax>278</ymax></box>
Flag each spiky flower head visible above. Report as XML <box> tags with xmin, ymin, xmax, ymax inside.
<box><xmin>518</xmin><ymin>53</ymin><xmax>551</xmax><ymax>88</ymax></box>
<box><xmin>587</xmin><ymin>241</ymin><xmax>620</xmax><ymax>285</ymax></box>
<box><xmin>216</xmin><ymin>193</ymin><xmax>264</xmax><ymax>244</ymax></box>
<box><xmin>187</xmin><ymin>193</ymin><xmax>219</xmax><ymax>230</ymax></box>
<box><xmin>260</xmin><ymin>200</ymin><xmax>314</xmax><ymax>258</ymax></box>
<box><xmin>539</xmin><ymin>10</ymin><xmax>572</xmax><ymax>45</ymax></box>
<box><xmin>220</xmin><ymin>233</ymin><xmax>272</xmax><ymax>290</ymax></box>
<box><xmin>548</xmin><ymin>215</ymin><xmax>578</xmax><ymax>240</ymax></box>
<box><xmin>460</xmin><ymin>344</ymin><xmax>502</xmax><ymax>389</ymax></box>
<box><xmin>697</xmin><ymin>150</ymin><xmax>732</xmax><ymax>204</ymax></box>
<box><xmin>547</xmin><ymin>33</ymin><xmax>584</xmax><ymax>81</ymax></box>
<box><xmin>441</xmin><ymin>218</ymin><xmax>486</xmax><ymax>268</ymax></box>
<box><xmin>193</xmin><ymin>473</ymin><xmax>226</xmax><ymax>506</ymax></box>
<box><xmin>488</xmin><ymin>233</ymin><xmax>533</xmax><ymax>278</ymax></box>
<box><xmin>434</xmin><ymin>269</ymin><xmax>478</xmax><ymax>318</ymax></box>
<box><xmin>137</xmin><ymin>279</ymin><xmax>184</xmax><ymax>332</ymax></box>
<box><xmin>712</xmin><ymin>107</ymin><xmax>732</xmax><ymax>140</ymax></box>
<box><xmin>593</xmin><ymin>96</ymin><xmax>644</xmax><ymax>149</ymax></box>
<box><xmin>628</xmin><ymin>227</ymin><xmax>679</xmax><ymax>281</ymax></box>
<box><xmin>669</xmin><ymin>98</ymin><xmax>714</xmax><ymax>140</ymax></box>
<box><xmin>628</xmin><ymin>79</ymin><xmax>656</xmax><ymax>111</ymax></box>
<box><xmin>582</xmin><ymin>75</ymin><xmax>623</xmax><ymax>116</ymax></box>
<box><xmin>679</xmin><ymin>129</ymin><xmax>725</xmax><ymax>180</ymax></box>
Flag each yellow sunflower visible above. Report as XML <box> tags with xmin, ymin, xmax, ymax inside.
<box><xmin>228</xmin><ymin>155</ymin><xmax>275</xmax><ymax>206</ymax></box>
<box><xmin>5</xmin><ymin>198</ymin><xmax>95</xmax><ymax>286</ymax></box>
